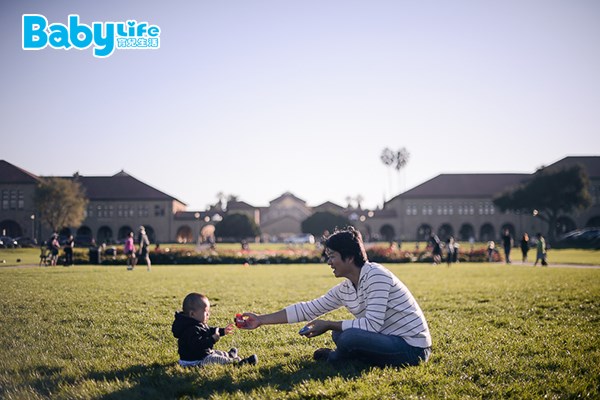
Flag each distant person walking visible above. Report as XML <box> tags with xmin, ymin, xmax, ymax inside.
<box><xmin>533</xmin><ymin>233</ymin><xmax>548</xmax><ymax>266</ymax></box>
<box><xmin>430</xmin><ymin>233</ymin><xmax>442</xmax><ymax>265</ymax></box>
<box><xmin>137</xmin><ymin>226</ymin><xmax>151</xmax><ymax>271</ymax></box>
<box><xmin>124</xmin><ymin>232</ymin><xmax>137</xmax><ymax>270</ymax></box>
<box><xmin>446</xmin><ymin>236</ymin><xmax>455</xmax><ymax>266</ymax></box>
<box><xmin>520</xmin><ymin>233</ymin><xmax>530</xmax><ymax>263</ymax></box>
<box><xmin>501</xmin><ymin>229</ymin><xmax>513</xmax><ymax>264</ymax></box>
<box><xmin>49</xmin><ymin>233</ymin><xmax>60</xmax><ymax>266</ymax></box>
<box><xmin>63</xmin><ymin>235</ymin><xmax>74</xmax><ymax>266</ymax></box>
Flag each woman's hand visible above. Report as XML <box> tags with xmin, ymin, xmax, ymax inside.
<box><xmin>240</xmin><ymin>312</ymin><xmax>261</xmax><ymax>329</ymax></box>
<box><xmin>299</xmin><ymin>319</ymin><xmax>334</xmax><ymax>338</ymax></box>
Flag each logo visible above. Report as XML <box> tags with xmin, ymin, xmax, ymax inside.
<box><xmin>22</xmin><ymin>14</ymin><xmax>161</xmax><ymax>58</ymax></box>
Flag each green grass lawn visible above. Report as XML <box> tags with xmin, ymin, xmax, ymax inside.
<box><xmin>0</xmin><ymin>263</ymin><xmax>598</xmax><ymax>399</ymax></box>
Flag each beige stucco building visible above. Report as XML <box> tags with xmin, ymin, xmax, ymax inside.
<box><xmin>1</xmin><ymin>156</ymin><xmax>599</xmax><ymax>246</ymax></box>
<box><xmin>362</xmin><ymin>157</ymin><xmax>600</xmax><ymax>242</ymax></box>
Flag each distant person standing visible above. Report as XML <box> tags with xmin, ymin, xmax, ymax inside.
<box><xmin>430</xmin><ymin>233</ymin><xmax>442</xmax><ymax>265</ymax></box>
<box><xmin>63</xmin><ymin>235</ymin><xmax>74</xmax><ymax>266</ymax></box>
<box><xmin>446</xmin><ymin>237</ymin><xmax>455</xmax><ymax>266</ymax></box>
<box><xmin>487</xmin><ymin>240</ymin><xmax>495</xmax><ymax>262</ymax></box>
<box><xmin>520</xmin><ymin>233</ymin><xmax>530</xmax><ymax>263</ymax></box>
<box><xmin>533</xmin><ymin>233</ymin><xmax>548</xmax><ymax>266</ymax></box>
<box><xmin>49</xmin><ymin>233</ymin><xmax>60</xmax><ymax>266</ymax></box>
<box><xmin>501</xmin><ymin>229</ymin><xmax>513</xmax><ymax>264</ymax></box>
<box><xmin>137</xmin><ymin>226</ymin><xmax>151</xmax><ymax>271</ymax></box>
<box><xmin>124</xmin><ymin>232</ymin><xmax>137</xmax><ymax>270</ymax></box>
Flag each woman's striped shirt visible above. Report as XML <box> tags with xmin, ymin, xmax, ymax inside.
<box><xmin>285</xmin><ymin>262</ymin><xmax>432</xmax><ymax>348</ymax></box>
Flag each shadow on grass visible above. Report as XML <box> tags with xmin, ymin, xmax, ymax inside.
<box><xmin>81</xmin><ymin>359</ymin><xmax>371</xmax><ymax>399</ymax></box>
<box><xmin>11</xmin><ymin>365</ymin><xmax>72</xmax><ymax>398</ymax></box>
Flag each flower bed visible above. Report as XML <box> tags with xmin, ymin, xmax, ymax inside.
<box><xmin>91</xmin><ymin>244</ymin><xmax>503</xmax><ymax>265</ymax></box>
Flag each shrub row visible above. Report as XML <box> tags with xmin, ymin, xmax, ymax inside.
<box><xmin>90</xmin><ymin>246</ymin><xmax>502</xmax><ymax>265</ymax></box>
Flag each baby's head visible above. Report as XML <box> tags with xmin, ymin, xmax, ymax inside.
<box><xmin>182</xmin><ymin>292</ymin><xmax>210</xmax><ymax>323</ymax></box>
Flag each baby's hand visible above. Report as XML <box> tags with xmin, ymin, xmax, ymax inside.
<box><xmin>224</xmin><ymin>323</ymin><xmax>235</xmax><ymax>335</ymax></box>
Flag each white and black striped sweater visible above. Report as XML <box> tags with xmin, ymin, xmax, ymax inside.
<box><xmin>285</xmin><ymin>262</ymin><xmax>432</xmax><ymax>348</ymax></box>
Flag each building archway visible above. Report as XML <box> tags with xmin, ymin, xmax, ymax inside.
<box><xmin>380</xmin><ymin>224</ymin><xmax>396</xmax><ymax>242</ymax></box>
<box><xmin>586</xmin><ymin>216</ymin><xmax>600</xmax><ymax>228</ymax></box>
<box><xmin>75</xmin><ymin>226</ymin><xmax>93</xmax><ymax>246</ymax></box>
<box><xmin>416</xmin><ymin>224</ymin><xmax>432</xmax><ymax>241</ymax></box>
<box><xmin>97</xmin><ymin>226</ymin><xmax>113</xmax><ymax>244</ymax></box>
<box><xmin>77</xmin><ymin>226</ymin><xmax>92</xmax><ymax>237</ymax></box>
<box><xmin>59</xmin><ymin>227</ymin><xmax>72</xmax><ymax>238</ymax></box>
<box><xmin>459</xmin><ymin>223</ymin><xmax>475</xmax><ymax>241</ymax></box>
<box><xmin>480</xmin><ymin>223</ymin><xmax>495</xmax><ymax>242</ymax></box>
<box><xmin>177</xmin><ymin>225</ymin><xmax>193</xmax><ymax>243</ymax></box>
<box><xmin>144</xmin><ymin>226</ymin><xmax>155</xmax><ymax>243</ymax></box>
<box><xmin>555</xmin><ymin>216</ymin><xmax>576</xmax><ymax>236</ymax></box>
<box><xmin>118</xmin><ymin>226</ymin><xmax>134</xmax><ymax>241</ymax></box>
<box><xmin>0</xmin><ymin>220</ymin><xmax>22</xmax><ymax>237</ymax></box>
<box><xmin>437</xmin><ymin>223</ymin><xmax>454</xmax><ymax>241</ymax></box>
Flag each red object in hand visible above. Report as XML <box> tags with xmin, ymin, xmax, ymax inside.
<box><xmin>234</xmin><ymin>313</ymin><xmax>245</xmax><ymax>328</ymax></box>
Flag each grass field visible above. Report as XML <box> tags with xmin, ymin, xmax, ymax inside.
<box><xmin>0</xmin><ymin>263</ymin><xmax>599</xmax><ymax>399</ymax></box>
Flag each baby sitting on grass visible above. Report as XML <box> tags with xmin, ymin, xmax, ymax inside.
<box><xmin>172</xmin><ymin>292</ymin><xmax>257</xmax><ymax>367</ymax></box>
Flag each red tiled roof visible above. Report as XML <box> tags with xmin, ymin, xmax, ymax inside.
<box><xmin>0</xmin><ymin>160</ymin><xmax>40</xmax><ymax>184</ymax></box>
<box><xmin>269</xmin><ymin>191</ymin><xmax>306</xmax><ymax>205</ymax></box>
<box><xmin>227</xmin><ymin>200</ymin><xmax>256</xmax><ymax>210</ymax></box>
<box><xmin>392</xmin><ymin>173</ymin><xmax>529</xmax><ymax>200</ymax></box>
<box><xmin>546</xmin><ymin>156</ymin><xmax>600</xmax><ymax>178</ymax></box>
<box><xmin>70</xmin><ymin>172</ymin><xmax>185</xmax><ymax>204</ymax></box>
<box><xmin>313</xmin><ymin>201</ymin><xmax>345</xmax><ymax>211</ymax></box>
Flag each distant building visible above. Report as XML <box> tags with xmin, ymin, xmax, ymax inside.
<box><xmin>0</xmin><ymin>161</ymin><xmax>186</xmax><ymax>244</ymax></box>
<box><xmin>364</xmin><ymin>156</ymin><xmax>600</xmax><ymax>242</ymax></box>
<box><xmin>259</xmin><ymin>192</ymin><xmax>312</xmax><ymax>241</ymax></box>
<box><xmin>0</xmin><ymin>160</ymin><xmax>40</xmax><ymax>239</ymax></box>
<box><xmin>1</xmin><ymin>156</ymin><xmax>598</xmax><ymax>245</ymax></box>
<box><xmin>73</xmin><ymin>171</ymin><xmax>187</xmax><ymax>244</ymax></box>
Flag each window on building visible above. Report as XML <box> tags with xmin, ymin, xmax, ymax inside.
<box><xmin>17</xmin><ymin>191</ymin><xmax>24</xmax><ymax>209</ymax></box>
<box><xmin>10</xmin><ymin>190</ymin><xmax>17</xmax><ymax>209</ymax></box>
<box><xmin>1</xmin><ymin>190</ymin><xmax>8</xmax><ymax>210</ymax></box>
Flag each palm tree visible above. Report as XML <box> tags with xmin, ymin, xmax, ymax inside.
<box><xmin>380</xmin><ymin>148</ymin><xmax>395</xmax><ymax>198</ymax></box>
<box><xmin>380</xmin><ymin>147</ymin><xmax>410</xmax><ymax>197</ymax></box>
<box><xmin>394</xmin><ymin>147</ymin><xmax>410</xmax><ymax>193</ymax></box>
<box><xmin>355</xmin><ymin>194</ymin><xmax>364</xmax><ymax>210</ymax></box>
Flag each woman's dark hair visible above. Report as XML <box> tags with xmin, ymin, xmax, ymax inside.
<box><xmin>324</xmin><ymin>226</ymin><xmax>368</xmax><ymax>267</ymax></box>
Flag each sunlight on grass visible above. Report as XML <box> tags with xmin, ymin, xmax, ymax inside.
<box><xmin>0</xmin><ymin>264</ymin><xmax>598</xmax><ymax>399</ymax></box>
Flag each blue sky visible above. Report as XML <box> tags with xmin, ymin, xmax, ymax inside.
<box><xmin>2</xmin><ymin>1</ymin><xmax>599</xmax><ymax>211</ymax></box>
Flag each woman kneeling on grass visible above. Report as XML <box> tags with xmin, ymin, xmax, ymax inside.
<box><xmin>241</xmin><ymin>226</ymin><xmax>432</xmax><ymax>368</ymax></box>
